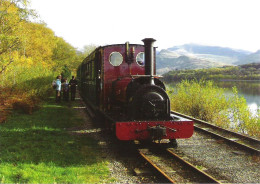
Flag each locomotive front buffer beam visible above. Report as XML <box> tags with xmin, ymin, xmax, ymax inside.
<box><xmin>115</xmin><ymin>120</ymin><xmax>194</xmax><ymax>141</ymax></box>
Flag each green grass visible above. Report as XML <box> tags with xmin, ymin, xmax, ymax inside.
<box><xmin>0</xmin><ymin>98</ymin><xmax>115</xmax><ymax>183</ymax></box>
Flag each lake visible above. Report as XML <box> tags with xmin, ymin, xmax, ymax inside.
<box><xmin>215</xmin><ymin>80</ymin><xmax>260</xmax><ymax>114</ymax></box>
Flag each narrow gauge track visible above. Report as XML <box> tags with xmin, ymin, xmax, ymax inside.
<box><xmin>139</xmin><ymin>147</ymin><xmax>221</xmax><ymax>183</ymax></box>
<box><xmin>83</xmin><ymin>97</ymin><xmax>258</xmax><ymax>183</ymax></box>
<box><xmin>171</xmin><ymin>111</ymin><xmax>260</xmax><ymax>155</ymax></box>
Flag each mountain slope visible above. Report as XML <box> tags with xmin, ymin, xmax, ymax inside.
<box><xmin>156</xmin><ymin>44</ymin><xmax>254</xmax><ymax>74</ymax></box>
<box><xmin>235</xmin><ymin>50</ymin><xmax>260</xmax><ymax>65</ymax></box>
<box><xmin>168</xmin><ymin>44</ymin><xmax>251</xmax><ymax>57</ymax></box>
<box><xmin>156</xmin><ymin>49</ymin><xmax>229</xmax><ymax>74</ymax></box>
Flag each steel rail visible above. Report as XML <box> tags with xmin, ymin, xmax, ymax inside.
<box><xmin>139</xmin><ymin>148</ymin><xmax>221</xmax><ymax>184</ymax></box>
<box><xmin>171</xmin><ymin>111</ymin><xmax>260</xmax><ymax>155</ymax></box>
<box><xmin>171</xmin><ymin>110</ymin><xmax>260</xmax><ymax>143</ymax></box>
<box><xmin>166</xmin><ymin>149</ymin><xmax>221</xmax><ymax>184</ymax></box>
<box><xmin>195</xmin><ymin>125</ymin><xmax>260</xmax><ymax>155</ymax></box>
<box><xmin>139</xmin><ymin>150</ymin><xmax>176</xmax><ymax>183</ymax></box>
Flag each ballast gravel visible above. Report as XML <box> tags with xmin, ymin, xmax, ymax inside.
<box><xmin>172</xmin><ymin>132</ymin><xmax>260</xmax><ymax>183</ymax></box>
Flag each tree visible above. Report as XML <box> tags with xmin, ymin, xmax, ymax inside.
<box><xmin>24</xmin><ymin>22</ymin><xmax>56</xmax><ymax>66</ymax></box>
<box><xmin>72</xmin><ymin>44</ymin><xmax>97</xmax><ymax>73</ymax></box>
<box><xmin>52</xmin><ymin>37</ymin><xmax>77</xmax><ymax>71</ymax></box>
<box><xmin>82</xmin><ymin>44</ymin><xmax>97</xmax><ymax>56</ymax></box>
<box><xmin>0</xmin><ymin>0</ymin><xmax>32</xmax><ymax>74</ymax></box>
<box><xmin>61</xmin><ymin>65</ymin><xmax>71</xmax><ymax>79</ymax></box>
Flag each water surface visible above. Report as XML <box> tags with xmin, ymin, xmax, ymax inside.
<box><xmin>216</xmin><ymin>80</ymin><xmax>260</xmax><ymax>113</ymax></box>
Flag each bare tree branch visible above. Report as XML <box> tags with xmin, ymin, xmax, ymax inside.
<box><xmin>0</xmin><ymin>39</ymin><xmax>20</xmax><ymax>55</ymax></box>
<box><xmin>0</xmin><ymin>59</ymin><xmax>14</xmax><ymax>74</ymax></box>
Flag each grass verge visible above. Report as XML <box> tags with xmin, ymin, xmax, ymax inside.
<box><xmin>0</xmin><ymin>97</ymin><xmax>115</xmax><ymax>183</ymax></box>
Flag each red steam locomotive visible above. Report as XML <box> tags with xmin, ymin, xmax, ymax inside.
<box><xmin>77</xmin><ymin>38</ymin><xmax>193</xmax><ymax>144</ymax></box>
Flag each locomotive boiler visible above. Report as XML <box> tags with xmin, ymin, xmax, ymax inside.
<box><xmin>77</xmin><ymin>38</ymin><xmax>193</xmax><ymax>144</ymax></box>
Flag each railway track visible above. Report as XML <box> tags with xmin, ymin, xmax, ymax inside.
<box><xmin>171</xmin><ymin>111</ymin><xmax>260</xmax><ymax>155</ymax></box>
<box><xmin>82</xmin><ymin>97</ymin><xmax>259</xmax><ymax>183</ymax></box>
<box><xmin>139</xmin><ymin>147</ymin><xmax>222</xmax><ymax>183</ymax></box>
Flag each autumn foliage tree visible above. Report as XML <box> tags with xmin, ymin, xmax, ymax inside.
<box><xmin>0</xmin><ymin>0</ymin><xmax>28</xmax><ymax>74</ymax></box>
<box><xmin>0</xmin><ymin>0</ymin><xmax>80</xmax><ymax>115</ymax></box>
<box><xmin>52</xmin><ymin>37</ymin><xmax>77</xmax><ymax>72</ymax></box>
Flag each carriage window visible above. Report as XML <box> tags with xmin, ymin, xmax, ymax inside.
<box><xmin>109</xmin><ymin>52</ymin><xmax>123</xmax><ymax>66</ymax></box>
<box><xmin>87</xmin><ymin>63</ymin><xmax>90</xmax><ymax>79</ymax></box>
<box><xmin>92</xmin><ymin>61</ymin><xmax>95</xmax><ymax>80</ymax></box>
<box><xmin>136</xmin><ymin>52</ymin><xmax>145</xmax><ymax>66</ymax></box>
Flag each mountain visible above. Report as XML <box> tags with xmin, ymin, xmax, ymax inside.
<box><xmin>156</xmin><ymin>44</ymin><xmax>254</xmax><ymax>74</ymax></box>
<box><xmin>156</xmin><ymin>49</ymin><xmax>227</xmax><ymax>74</ymax></box>
<box><xmin>235</xmin><ymin>50</ymin><xmax>260</xmax><ymax>65</ymax></box>
<box><xmin>168</xmin><ymin>44</ymin><xmax>251</xmax><ymax>58</ymax></box>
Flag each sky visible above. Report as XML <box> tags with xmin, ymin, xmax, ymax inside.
<box><xmin>29</xmin><ymin>0</ymin><xmax>260</xmax><ymax>52</ymax></box>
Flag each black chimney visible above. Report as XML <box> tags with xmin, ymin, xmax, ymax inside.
<box><xmin>142</xmin><ymin>38</ymin><xmax>156</xmax><ymax>84</ymax></box>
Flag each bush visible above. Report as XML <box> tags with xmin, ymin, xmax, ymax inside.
<box><xmin>168</xmin><ymin>80</ymin><xmax>260</xmax><ymax>138</ymax></box>
<box><xmin>0</xmin><ymin>63</ymin><xmax>56</xmax><ymax>115</ymax></box>
<box><xmin>228</xmin><ymin>87</ymin><xmax>260</xmax><ymax>136</ymax></box>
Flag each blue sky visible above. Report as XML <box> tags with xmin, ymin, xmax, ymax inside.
<box><xmin>30</xmin><ymin>0</ymin><xmax>260</xmax><ymax>52</ymax></box>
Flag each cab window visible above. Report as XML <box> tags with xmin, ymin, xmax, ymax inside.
<box><xmin>136</xmin><ymin>52</ymin><xmax>145</xmax><ymax>66</ymax></box>
<box><xmin>109</xmin><ymin>52</ymin><xmax>123</xmax><ymax>66</ymax></box>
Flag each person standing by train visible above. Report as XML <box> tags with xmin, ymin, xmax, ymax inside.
<box><xmin>55</xmin><ymin>75</ymin><xmax>62</xmax><ymax>103</ymax></box>
<box><xmin>69</xmin><ymin>76</ymin><xmax>78</xmax><ymax>101</ymax></box>
<box><xmin>62</xmin><ymin>78</ymin><xmax>70</xmax><ymax>101</ymax></box>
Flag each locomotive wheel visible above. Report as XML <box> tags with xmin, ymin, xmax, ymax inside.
<box><xmin>169</xmin><ymin>139</ymin><xmax>178</xmax><ymax>148</ymax></box>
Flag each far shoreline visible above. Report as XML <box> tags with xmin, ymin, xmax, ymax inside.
<box><xmin>219</xmin><ymin>79</ymin><xmax>260</xmax><ymax>82</ymax></box>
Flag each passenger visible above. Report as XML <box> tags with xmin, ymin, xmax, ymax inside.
<box><xmin>61</xmin><ymin>74</ymin><xmax>65</xmax><ymax>83</ymax></box>
<box><xmin>62</xmin><ymin>78</ymin><xmax>69</xmax><ymax>101</ymax></box>
<box><xmin>55</xmin><ymin>75</ymin><xmax>62</xmax><ymax>103</ymax></box>
<box><xmin>69</xmin><ymin>76</ymin><xmax>78</xmax><ymax>101</ymax></box>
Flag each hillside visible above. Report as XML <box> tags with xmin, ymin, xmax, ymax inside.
<box><xmin>235</xmin><ymin>50</ymin><xmax>260</xmax><ymax>65</ymax></box>
<box><xmin>156</xmin><ymin>49</ymin><xmax>227</xmax><ymax>74</ymax></box>
<box><xmin>168</xmin><ymin>44</ymin><xmax>251</xmax><ymax>58</ymax></box>
<box><xmin>156</xmin><ymin>44</ymin><xmax>260</xmax><ymax>74</ymax></box>
<box><xmin>162</xmin><ymin>63</ymin><xmax>260</xmax><ymax>83</ymax></box>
